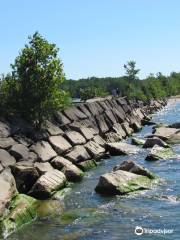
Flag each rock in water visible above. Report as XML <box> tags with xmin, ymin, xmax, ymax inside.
<box><xmin>131</xmin><ymin>137</ymin><xmax>145</xmax><ymax>146</ymax></box>
<box><xmin>143</xmin><ymin>137</ymin><xmax>169</xmax><ymax>148</ymax></box>
<box><xmin>29</xmin><ymin>169</ymin><xmax>66</xmax><ymax>199</ymax></box>
<box><xmin>106</xmin><ymin>142</ymin><xmax>139</xmax><ymax>155</ymax></box>
<box><xmin>145</xmin><ymin>145</ymin><xmax>175</xmax><ymax>161</ymax></box>
<box><xmin>95</xmin><ymin>170</ymin><xmax>153</xmax><ymax>195</ymax></box>
<box><xmin>113</xmin><ymin>160</ymin><xmax>156</xmax><ymax>179</ymax></box>
<box><xmin>1</xmin><ymin>194</ymin><xmax>38</xmax><ymax>238</ymax></box>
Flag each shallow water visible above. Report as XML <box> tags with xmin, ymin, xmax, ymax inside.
<box><xmin>8</xmin><ymin>99</ymin><xmax>180</xmax><ymax>240</ymax></box>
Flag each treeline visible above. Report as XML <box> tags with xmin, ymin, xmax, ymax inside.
<box><xmin>62</xmin><ymin>72</ymin><xmax>180</xmax><ymax>101</ymax></box>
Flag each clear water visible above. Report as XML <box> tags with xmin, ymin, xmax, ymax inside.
<box><xmin>8</xmin><ymin>99</ymin><xmax>180</xmax><ymax>240</ymax></box>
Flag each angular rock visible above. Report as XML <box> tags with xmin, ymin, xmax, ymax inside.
<box><xmin>169</xmin><ymin>122</ymin><xmax>180</xmax><ymax>129</ymax></box>
<box><xmin>112</xmin><ymin>123</ymin><xmax>126</xmax><ymax>138</ymax></box>
<box><xmin>93</xmin><ymin>135</ymin><xmax>106</xmax><ymax>147</ymax></box>
<box><xmin>13</xmin><ymin>135</ymin><xmax>32</xmax><ymax>147</ymax></box>
<box><xmin>145</xmin><ymin>145</ymin><xmax>175</xmax><ymax>161</ymax></box>
<box><xmin>31</xmin><ymin>141</ymin><xmax>57</xmax><ymax>162</ymax></box>
<box><xmin>95</xmin><ymin>170</ymin><xmax>153</xmax><ymax>195</ymax></box>
<box><xmin>29</xmin><ymin>169</ymin><xmax>66</xmax><ymax>199</ymax></box>
<box><xmin>166</xmin><ymin>132</ymin><xmax>180</xmax><ymax>144</ymax></box>
<box><xmin>106</xmin><ymin>142</ymin><xmax>139</xmax><ymax>155</ymax></box>
<box><xmin>131</xmin><ymin>137</ymin><xmax>145</xmax><ymax>145</ymax></box>
<box><xmin>113</xmin><ymin>160</ymin><xmax>156</xmax><ymax>179</ymax></box>
<box><xmin>105</xmin><ymin>132</ymin><xmax>123</xmax><ymax>143</ymax></box>
<box><xmin>10</xmin><ymin>144</ymin><xmax>29</xmax><ymax>160</ymax></box>
<box><xmin>77</xmin><ymin>104</ymin><xmax>92</xmax><ymax>117</ymax></box>
<box><xmin>46</xmin><ymin>120</ymin><xmax>64</xmax><ymax>136</ymax></box>
<box><xmin>0</xmin><ymin>168</ymin><xmax>17</xmax><ymax>217</ymax></box>
<box><xmin>143</xmin><ymin>137</ymin><xmax>169</xmax><ymax>148</ymax></box>
<box><xmin>1</xmin><ymin>194</ymin><xmax>38</xmax><ymax>237</ymax></box>
<box><xmin>65</xmin><ymin>145</ymin><xmax>91</xmax><ymax>163</ymax></box>
<box><xmin>85</xmin><ymin>140</ymin><xmax>105</xmax><ymax>159</ymax></box>
<box><xmin>49</xmin><ymin>135</ymin><xmax>72</xmax><ymax>154</ymax></box>
<box><xmin>54</xmin><ymin>111</ymin><xmax>71</xmax><ymax>125</ymax></box>
<box><xmin>77</xmin><ymin>127</ymin><xmax>96</xmax><ymax>141</ymax></box>
<box><xmin>28</xmin><ymin>151</ymin><xmax>38</xmax><ymax>162</ymax></box>
<box><xmin>34</xmin><ymin>162</ymin><xmax>54</xmax><ymax>175</ymax></box>
<box><xmin>95</xmin><ymin>114</ymin><xmax>109</xmax><ymax>133</ymax></box>
<box><xmin>0</xmin><ymin>149</ymin><xmax>16</xmax><ymax>168</ymax></box>
<box><xmin>51</xmin><ymin>156</ymin><xmax>84</xmax><ymax>181</ymax></box>
<box><xmin>65</xmin><ymin>131</ymin><xmax>86</xmax><ymax>145</ymax></box>
<box><xmin>63</xmin><ymin>106</ymin><xmax>87</xmax><ymax>121</ymax></box>
<box><xmin>11</xmin><ymin>161</ymin><xmax>39</xmax><ymax>193</ymax></box>
<box><xmin>0</xmin><ymin>137</ymin><xmax>16</xmax><ymax>150</ymax></box>
<box><xmin>152</xmin><ymin>127</ymin><xmax>179</xmax><ymax>141</ymax></box>
<box><xmin>121</xmin><ymin>122</ymin><xmax>133</xmax><ymax>136</ymax></box>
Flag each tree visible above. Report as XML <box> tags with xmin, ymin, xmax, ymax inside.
<box><xmin>123</xmin><ymin>60</ymin><xmax>140</xmax><ymax>81</ymax></box>
<box><xmin>6</xmin><ymin>32</ymin><xmax>69</xmax><ymax>128</ymax></box>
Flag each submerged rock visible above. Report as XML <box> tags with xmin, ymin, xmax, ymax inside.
<box><xmin>95</xmin><ymin>170</ymin><xmax>154</xmax><ymax>195</ymax></box>
<box><xmin>77</xmin><ymin>159</ymin><xmax>97</xmax><ymax>171</ymax></box>
<box><xmin>145</xmin><ymin>145</ymin><xmax>175</xmax><ymax>161</ymax></box>
<box><xmin>131</xmin><ymin>137</ymin><xmax>145</xmax><ymax>146</ymax></box>
<box><xmin>106</xmin><ymin>142</ymin><xmax>139</xmax><ymax>155</ymax></box>
<box><xmin>143</xmin><ymin>137</ymin><xmax>169</xmax><ymax>148</ymax></box>
<box><xmin>1</xmin><ymin>194</ymin><xmax>38</xmax><ymax>238</ymax></box>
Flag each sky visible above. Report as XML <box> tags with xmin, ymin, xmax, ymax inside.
<box><xmin>1</xmin><ymin>0</ymin><xmax>180</xmax><ymax>80</ymax></box>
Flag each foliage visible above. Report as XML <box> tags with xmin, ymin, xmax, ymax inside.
<box><xmin>80</xmin><ymin>86</ymin><xmax>108</xmax><ymax>101</ymax></box>
<box><xmin>123</xmin><ymin>60</ymin><xmax>140</xmax><ymax>81</ymax></box>
<box><xmin>0</xmin><ymin>32</ymin><xmax>70</xmax><ymax>128</ymax></box>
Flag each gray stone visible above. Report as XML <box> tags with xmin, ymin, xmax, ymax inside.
<box><xmin>77</xmin><ymin>159</ymin><xmax>97</xmax><ymax>171</ymax></box>
<box><xmin>93</xmin><ymin>135</ymin><xmax>106</xmax><ymax>147</ymax></box>
<box><xmin>106</xmin><ymin>142</ymin><xmax>139</xmax><ymax>155</ymax></box>
<box><xmin>51</xmin><ymin>156</ymin><xmax>84</xmax><ymax>181</ymax></box>
<box><xmin>152</xmin><ymin>127</ymin><xmax>179</xmax><ymax>141</ymax></box>
<box><xmin>0</xmin><ymin>168</ymin><xmax>17</xmax><ymax>217</ymax></box>
<box><xmin>46</xmin><ymin>120</ymin><xmax>64</xmax><ymax>136</ymax></box>
<box><xmin>169</xmin><ymin>122</ymin><xmax>180</xmax><ymax>128</ymax></box>
<box><xmin>63</xmin><ymin>106</ymin><xmax>87</xmax><ymax>121</ymax></box>
<box><xmin>29</xmin><ymin>169</ymin><xmax>66</xmax><ymax>199</ymax></box>
<box><xmin>31</xmin><ymin>141</ymin><xmax>57</xmax><ymax>162</ymax></box>
<box><xmin>143</xmin><ymin>137</ymin><xmax>169</xmax><ymax>148</ymax></box>
<box><xmin>95</xmin><ymin>114</ymin><xmax>109</xmax><ymax>133</ymax></box>
<box><xmin>145</xmin><ymin>145</ymin><xmax>175</xmax><ymax>161</ymax></box>
<box><xmin>11</xmin><ymin>161</ymin><xmax>39</xmax><ymax>193</ymax></box>
<box><xmin>0</xmin><ymin>137</ymin><xmax>16</xmax><ymax>149</ymax></box>
<box><xmin>78</xmin><ymin>127</ymin><xmax>96</xmax><ymax>141</ymax></box>
<box><xmin>112</xmin><ymin>123</ymin><xmax>126</xmax><ymax>138</ymax></box>
<box><xmin>34</xmin><ymin>162</ymin><xmax>54</xmax><ymax>175</ymax></box>
<box><xmin>121</xmin><ymin>122</ymin><xmax>133</xmax><ymax>136</ymax></box>
<box><xmin>54</xmin><ymin>111</ymin><xmax>71</xmax><ymax>125</ymax></box>
<box><xmin>10</xmin><ymin>144</ymin><xmax>29</xmax><ymax>160</ymax></box>
<box><xmin>113</xmin><ymin>160</ymin><xmax>156</xmax><ymax>179</ymax></box>
<box><xmin>49</xmin><ymin>135</ymin><xmax>72</xmax><ymax>154</ymax></box>
<box><xmin>65</xmin><ymin>145</ymin><xmax>91</xmax><ymax>163</ymax></box>
<box><xmin>85</xmin><ymin>140</ymin><xmax>105</xmax><ymax>159</ymax></box>
<box><xmin>131</xmin><ymin>137</ymin><xmax>145</xmax><ymax>145</ymax></box>
<box><xmin>0</xmin><ymin>149</ymin><xmax>16</xmax><ymax>168</ymax></box>
<box><xmin>65</xmin><ymin>131</ymin><xmax>86</xmax><ymax>145</ymax></box>
<box><xmin>95</xmin><ymin>170</ymin><xmax>153</xmax><ymax>195</ymax></box>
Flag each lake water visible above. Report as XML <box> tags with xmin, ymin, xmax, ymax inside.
<box><xmin>8</xmin><ymin>99</ymin><xmax>180</xmax><ymax>240</ymax></box>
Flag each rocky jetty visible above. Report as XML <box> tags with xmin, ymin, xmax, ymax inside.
<box><xmin>0</xmin><ymin>97</ymin><xmax>166</xmax><ymax>236</ymax></box>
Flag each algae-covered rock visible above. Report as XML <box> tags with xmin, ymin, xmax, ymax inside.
<box><xmin>77</xmin><ymin>159</ymin><xmax>97</xmax><ymax>171</ymax></box>
<box><xmin>1</xmin><ymin>194</ymin><xmax>38</xmax><ymax>238</ymax></box>
<box><xmin>145</xmin><ymin>145</ymin><xmax>175</xmax><ymax>161</ymax></box>
<box><xmin>95</xmin><ymin>170</ymin><xmax>154</xmax><ymax>195</ymax></box>
<box><xmin>131</xmin><ymin>137</ymin><xmax>145</xmax><ymax>146</ymax></box>
<box><xmin>143</xmin><ymin>137</ymin><xmax>169</xmax><ymax>148</ymax></box>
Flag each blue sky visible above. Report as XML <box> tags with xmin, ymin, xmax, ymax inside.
<box><xmin>1</xmin><ymin>0</ymin><xmax>180</xmax><ymax>79</ymax></box>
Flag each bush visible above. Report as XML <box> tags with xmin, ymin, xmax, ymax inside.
<box><xmin>0</xmin><ymin>32</ymin><xmax>70</xmax><ymax>128</ymax></box>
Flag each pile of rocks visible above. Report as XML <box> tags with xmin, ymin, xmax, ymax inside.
<box><xmin>0</xmin><ymin>97</ymin><xmax>166</xmax><ymax>236</ymax></box>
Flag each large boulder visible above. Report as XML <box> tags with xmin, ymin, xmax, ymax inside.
<box><xmin>77</xmin><ymin>159</ymin><xmax>97</xmax><ymax>171</ymax></box>
<box><xmin>121</xmin><ymin>122</ymin><xmax>133</xmax><ymax>136</ymax></box>
<box><xmin>113</xmin><ymin>160</ymin><xmax>156</xmax><ymax>179</ymax></box>
<box><xmin>34</xmin><ymin>162</ymin><xmax>54</xmax><ymax>175</ymax></box>
<box><xmin>51</xmin><ymin>156</ymin><xmax>84</xmax><ymax>181</ymax></box>
<box><xmin>10</xmin><ymin>144</ymin><xmax>29</xmax><ymax>160</ymax></box>
<box><xmin>29</xmin><ymin>169</ymin><xmax>66</xmax><ymax>199</ymax></box>
<box><xmin>1</xmin><ymin>194</ymin><xmax>38</xmax><ymax>238</ymax></box>
<box><xmin>85</xmin><ymin>140</ymin><xmax>105</xmax><ymax>159</ymax></box>
<box><xmin>0</xmin><ymin>168</ymin><xmax>17</xmax><ymax>218</ymax></box>
<box><xmin>152</xmin><ymin>127</ymin><xmax>179</xmax><ymax>141</ymax></box>
<box><xmin>106</xmin><ymin>142</ymin><xmax>139</xmax><ymax>155</ymax></box>
<box><xmin>0</xmin><ymin>149</ymin><xmax>16</xmax><ymax>168</ymax></box>
<box><xmin>143</xmin><ymin>137</ymin><xmax>169</xmax><ymax>148</ymax></box>
<box><xmin>49</xmin><ymin>135</ymin><xmax>72</xmax><ymax>154</ymax></box>
<box><xmin>0</xmin><ymin>137</ymin><xmax>16</xmax><ymax>150</ymax></box>
<box><xmin>145</xmin><ymin>145</ymin><xmax>175</xmax><ymax>161</ymax></box>
<box><xmin>95</xmin><ymin>170</ymin><xmax>154</xmax><ymax>195</ymax></box>
<box><xmin>65</xmin><ymin>145</ymin><xmax>91</xmax><ymax>163</ymax></box>
<box><xmin>65</xmin><ymin>131</ymin><xmax>86</xmax><ymax>145</ymax></box>
<box><xmin>168</xmin><ymin>122</ymin><xmax>180</xmax><ymax>129</ymax></box>
<box><xmin>131</xmin><ymin>137</ymin><xmax>145</xmax><ymax>146</ymax></box>
<box><xmin>112</xmin><ymin>123</ymin><xmax>126</xmax><ymax>138</ymax></box>
<box><xmin>31</xmin><ymin>141</ymin><xmax>57</xmax><ymax>162</ymax></box>
<box><xmin>0</xmin><ymin>121</ymin><xmax>10</xmax><ymax>138</ymax></box>
<box><xmin>11</xmin><ymin>161</ymin><xmax>39</xmax><ymax>193</ymax></box>
<box><xmin>166</xmin><ymin>132</ymin><xmax>180</xmax><ymax>144</ymax></box>
<box><xmin>45</xmin><ymin>120</ymin><xmax>64</xmax><ymax>136</ymax></box>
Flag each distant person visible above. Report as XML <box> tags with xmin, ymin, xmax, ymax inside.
<box><xmin>116</xmin><ymin>88</ymin><xmax>120</xmax><ymax>96</ymax></box>
<box><xmin>111</xmin><ymin>89</ymin><xmax>117</xmax><ymax>97</ymax></box>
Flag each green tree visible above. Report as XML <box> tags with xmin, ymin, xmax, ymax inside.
<box><xmin>6</xmin><ymin>32</ymin><xmax>69</xmax><ymax>128</ymax></box>
<box><xmin>123</xmin><ymin>60</ymin><xmax>140</xmax><ymax>81</ymax></box>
